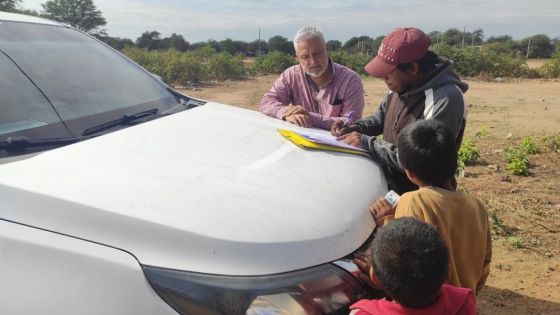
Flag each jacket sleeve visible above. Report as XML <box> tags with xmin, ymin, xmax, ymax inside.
<box><xmin>354</xmin><ymin>94</ymin><xmax>400</xmax><ymax>168</ymax></box>
<box><xmin>355</xmin><ymin>94</ymin><xmax>389</xmax><ymax>136</ymax></box>
<box><xmin>428</xmin><ymin>85</ymin><xmax>467</xmax><ymax>140</ymax></box>
<box><xmin>259</xmin><ymin>71</ymin><xmax>292</xmax><ymax>119</ymax></box>
<box><xmin>360</xmin><ymin>136</ymin><xmax>402</xmax><ymax>171</ymax></box>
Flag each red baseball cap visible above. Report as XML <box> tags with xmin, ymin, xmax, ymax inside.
<box><xmin>364</xmin><ymin>27</ymin><xmax>431</xmax><ymax>78</ymax></box>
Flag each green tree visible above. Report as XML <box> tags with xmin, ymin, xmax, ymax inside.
<box><xmin>219</xmin><ymin>38</ymin><xmax>248</xmax><ymax>55</ymax></box>
<box><xmin>428</xmin><ymin>31</ymin><xmax>443</xmax><ymax>45</ymax></box>
<box><xmin>521</xmin><ymin>34</ymin><xmax>554</xmax><ymax>58</ymax></box>
<box><xmin>471</xmin><ymin>29</ymin><xmax>484</xmax><ymax>45</ymax></box>
<box><xmin>486</xmin><ymin>35</ymin><xmax>513</xmax><ymax>43</ymax></box>
<box><xmin>0</xmin><ymin>0</ymin><xmax>20</xmax><ymax>11</ymax></box>
<box><xmin>189</xmin><ymin>41</ymin><xmax>207</xmax><ymax>51</ymax></box>
<box><xmin>13</xmin><ymin>8</ymin><xmax>40</xmax><ymax>16</ymax></box>
<box><xmin>206</xmin><ymin>39</ymin><xmax>223</xmax><ymax>53</ymax></box>
<box><xmin>95</xmin><ymin>34</ymin><xmax>134</xmax><ymax>50</ymax></box>
<box><xmin>484</xmin><ymin>35</ymin><xmax>522</xmax><ymax>56</ymax></box>
<box><xmin>552</xmin><ymin>37</ymin><xmax>560</xmax><ymax>53</ymax></box>
<box><xmin>41</xmin><ymin>0</ymin><xmax>106</xmax><ymax>33</ymax></box>
<box><xmin>136</xmin><ymin>31</ymin><xmax>162</xmax><ymax>50</ymax></box>
<box><xmin>443</xmin><ymin>28</ymin><xmax>463</xmax><ymax>46</ymax></box>
<box><xmin>326</xmin><ymin>40</ymin><xmax>342</xmax><ymax>51</ymax></box>
<box><xmin>247</xmin><ymin>39</ymin><xmax>267</xmax><ymax>56</ymax></box>
<box><xmin>161</xmin><ymin>33</ymin><xmax>189</xmax><ymax>51</ymax></box>
<box><xmin>342</xmin><ymin>36</ymin><xmax>376</xmax><ymax>54</ymax></box>
<box><xmin>268</xmin><ymin>35</ymin><xmax>294</xmax><ymax>55</ymax></box>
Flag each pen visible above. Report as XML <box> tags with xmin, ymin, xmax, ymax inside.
<box><xmin>341</xmin><ymin>111</ymin><xmax>353</xmax><ymax>129</ymax></box>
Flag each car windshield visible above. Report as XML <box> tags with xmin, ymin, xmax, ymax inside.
<box><xmin>0</xmin><ymin>20</ymin><xmax>178</xmax><ymax>142</ymax></box>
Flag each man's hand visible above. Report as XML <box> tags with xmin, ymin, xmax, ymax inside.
<box><xmin>283</xmin><ymin>104</ymin><xmax>308</xmax><ymax>117</ymax></box>
<box><xmin>337</xmin><ymin>131</ymin><xmax>362</xmax><ymax>148</ymax></box>
<box><xmin>285</xmin><ymin>113</ymin><xmax>311</xmax><ymax>128</ymax></box>
<box><xmin>331</xmin><ymin>120</ymin><xmax>360</xmax><ymax>137</ymax></box>
<box><xmin>369</xmin><ymin>197</ymin><xmax>395</xmax><ymax>220</ymax></box>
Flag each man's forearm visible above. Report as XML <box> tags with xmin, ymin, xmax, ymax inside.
<box><xmin>259</xmin><ymin>96</ymin><xmax>289</xmax><ymax>119</ymax></box>
<box><xmin>361</xmin><ymin>136</ymin><xmax>402</xmax><ymax>171</ymax></box>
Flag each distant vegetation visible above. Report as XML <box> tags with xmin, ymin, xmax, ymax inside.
<box><xmin>6</xmin><ymin>0</ymin><xmax>560</xmax><ymax>82</ymax></box>
<box><xmin>122</xmin><ymin>47</ymin><xmax>247</xmax><ymax>84</ymax></box>
<box><xmin>117</xmin><ymin>33</ymin><xmax>560</xmax><ymax>83</ymax></box>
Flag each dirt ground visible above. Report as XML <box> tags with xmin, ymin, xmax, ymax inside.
<box><xmin>178</xmin><ymin>75</ymin><xmax>560</xmax><ymax>314</ymax></box>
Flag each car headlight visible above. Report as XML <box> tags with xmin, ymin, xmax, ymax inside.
<box><xmin>143</xmin><ymin>261</ymin><xmax>367</xmax><ymax>315</ymax></box>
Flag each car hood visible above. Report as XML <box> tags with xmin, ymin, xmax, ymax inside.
<box><xmin>0</xmin><ymin>103</ymin><xmax>386</xmax><ymax>275</ymax></box>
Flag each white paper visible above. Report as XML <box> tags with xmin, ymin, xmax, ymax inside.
<box><xmin>296</xmin><ymin>130</ymin><xmax>367</xmax><ymax>152</ymax></box>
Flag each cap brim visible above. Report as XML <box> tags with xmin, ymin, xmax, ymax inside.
<box><xmin>364</xmin><ymin>56</ymin><xmax>397</xmax><ymax>78</ymax></box>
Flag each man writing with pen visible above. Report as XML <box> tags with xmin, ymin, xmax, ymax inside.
<box><xmin>259</xmin><ymin>25</ymin><xmax>365</xmax><ymax>130</ymax></box>
<box><xmin>332</xmin><ymin>27</ymin><xmax>468</xmax><ymax>194</ymax></box>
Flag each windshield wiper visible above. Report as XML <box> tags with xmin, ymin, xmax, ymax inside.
<box><xmin>0</xmin><ymin>135</ymin><xmax>86</xmax><ymax>151</ymax></box>
<box><xmin>82</xmin><ymin>108</ymin><xmax>159</xmax><ymax>136</ymax></box>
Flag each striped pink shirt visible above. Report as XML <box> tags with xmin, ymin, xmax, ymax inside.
<box><xmin>259</xmin><ymin>61</ymin><xmax>364</xmax><ymax>130</ymax></box>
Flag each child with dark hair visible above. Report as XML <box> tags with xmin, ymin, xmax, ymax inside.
<box><xmin>350</xmin><ymin>217</ymin><xmax>476</xmax><ymax>315</ymax></box>
<box><xmin>369</xmin><ymin>119</ymin><xmax>492</xmax><ymax>295</ymax></box>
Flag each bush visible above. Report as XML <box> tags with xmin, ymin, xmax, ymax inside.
<box><xmin>329</xmin><ymin>51</ymin><xmax>371</xmax><ymax>76</ymax></box>
<box><xmin>458</xmin><ymin>139</ymin><xmax>480</xmax><ymax>166</ymax></box>
<box><xmin>504</xmin><ymin>147</ymin><xmax>530</xmax><ymax>176</ymax></box>
<box><xmin>520</xmin><ymin>136</ymin><xmax>540</xmax><ymax>155</ymax></box>
<box><xmin>542</xmin><ymin>134</ymin><xmax>560</xmax><ymax>152</ymax></box>
<box><xmin>432</xmin><ymin>44</ymin><xmax>538</xmax><ymax>78</ymax></box>
<box><xmin>540</xmin><ymin>51</ymin><xmax>560</xmax><ymax>78</ymax></box>
<box><xmin>123</xmin><ymin>47</ymin><xmax>206</xmax><ymax>83</ymax></box>
<box><xmin>207</xmin><ymin>52</ymin><xmax>246</xmax><ymax>81</ymax></box>
<box><xmin>122</xmin><ymin>47</ymin><xmax>247</xmax><ymax>83</ymax></box>
<box><xmin>162</xmin><ymin>50</ymin><xmax>206</xmax><ymax>84</ymax></box>
<box><xmin>508</xmin><ymin>236</ymin><xmax>525</xmax><ymax>249</ymax></box>
<box><xmin>254</xmin><ymin>51</ymin><xmax>297</xmax><ymax>74</ymax></box>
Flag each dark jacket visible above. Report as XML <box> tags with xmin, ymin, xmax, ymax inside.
<box><xmin>356</xmin><ymin>59</ymin><xmax>468</xmax><ymax>172</ymax></box>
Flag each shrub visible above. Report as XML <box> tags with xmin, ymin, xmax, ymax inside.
<box><xmin>474</xmin><ymin>126</ymin><xmax>489</xmax><ymax>140</ymax></box>
<box><xmin>508</xmin><ymin>236</ymin><xmax>525</xmax><ymax>249</ymax></box>
<box><xmin>540</xmin><ymin>51</ymin><xmax>560</xmax><ymax>78</ymax></box>
<box><xmin>162</xmin><ymin>50</ymin><xmax>206</xmax><ymax>83</ymax></box>
<box><xmin>123</xmin><ymin>47</ymin><xmax>206</xmax><ymax>83</ymax></box>
<box><xmin>520</xmin><ymin>136</ymin><xmax>540</xmax><ymax>155</ymax></box>
<box><xmin>254</xmin><ymin>51</ymin><xmax>297</xmax><ymax>74</ymax></box>
<box><xmin>432</xmin><ymin>44</ymin><xmax>538</xmax><ymax>78</ymax></box>
<box><xmin>329</xmin><ymin>51</ymin><xmax>371</xmax><ymax>76</ymax></box>
<box><xmin>542</xmin><ymin>134</ymin><xmax>560</xmax><ymax>152</ymax></box>
<box><xmin>122</xmin><ymin>47</ymin><xmax>247</xmax><ymax>83</ymax></box>
<box><xmin>458</xmin><ymin>139</ymin><xmax>480</xmax><ymax>166</ymax></box>
<box><xmin>206</xmin><ymin>52</ymin><xmax>246</xmax><ymax>81</ymax></box>
<box><xmin>504</xmin><ymin>147</ymin><xmax>530</xmax><ymax>176</ymax></box>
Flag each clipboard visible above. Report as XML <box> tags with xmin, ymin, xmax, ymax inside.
<box><xmin>278</xmin><ymin>129</ymin><xmax>369</xmax><ymax>156</ymax></box>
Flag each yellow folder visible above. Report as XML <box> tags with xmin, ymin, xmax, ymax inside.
<box><xmin>278</xmin><ymin>129</ymin><xmax>369</xmax><ymax>157</ymax></box>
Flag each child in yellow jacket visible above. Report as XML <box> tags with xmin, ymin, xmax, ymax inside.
<box><xmin>369</xmin><ymin>119</ymin><xmax>492</xmax><ymax>295</ymax></box>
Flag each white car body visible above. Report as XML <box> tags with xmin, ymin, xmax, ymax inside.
<box><xmin>0</xmin><ymin>11</ymin><xmax>387</xmax><ymax>315</ymax></box>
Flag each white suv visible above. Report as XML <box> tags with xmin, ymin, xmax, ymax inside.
<box><xmin>0</xmin><ymin>11</ymin><xmax>387</xmax><ymax>315</ymax></box>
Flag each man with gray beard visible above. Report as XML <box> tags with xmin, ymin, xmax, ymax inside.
<box><xmin>259</xmin><ymin>26</ymin><xmax>364</xmax><ymax>130</ymax></box>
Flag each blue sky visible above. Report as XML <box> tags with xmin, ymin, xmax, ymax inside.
<box><xmin>22</xmin><ymin>0</ymin><xmax>560</xmax><ymax>43</ymax></box>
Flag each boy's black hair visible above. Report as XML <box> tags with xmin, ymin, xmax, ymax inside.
<box><xmin>397</xmin><ymin>119</ymin><xmax>457</xmax><ymax>187</ymax></box>
<box><xmin>371</xmin><ymin>217</ymin><xmax>449</xmax><ymax>307</ymax></box>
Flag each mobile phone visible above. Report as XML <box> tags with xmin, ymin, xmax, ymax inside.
<box><xmin>384</xmin><ymin>190</ymin><xmax>400</xmax><ymax>208</ymax></box>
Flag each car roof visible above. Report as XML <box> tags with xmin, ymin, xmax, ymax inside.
<box><xmin>0</xmin><ymin>11</ymin><xmax>62</xmax><ymax>26</ymax></box>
